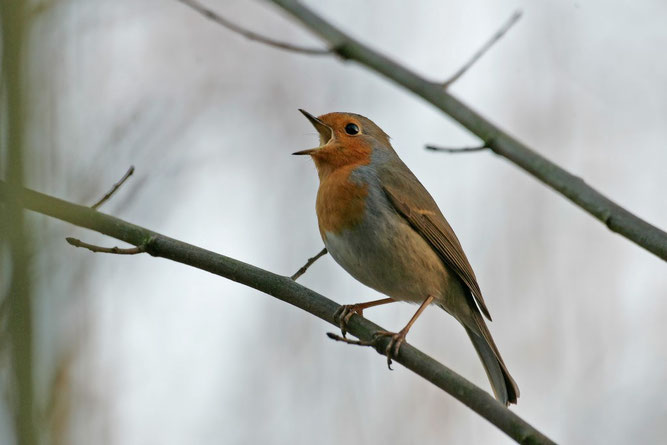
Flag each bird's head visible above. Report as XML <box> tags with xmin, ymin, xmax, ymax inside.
<box><xmin>293</xmin><ymin>110</ymin><xmax>393</xmax><ymax>178</ymax></box>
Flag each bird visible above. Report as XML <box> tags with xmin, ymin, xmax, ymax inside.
<box><xmin>293</xmin><ymin>109</ymin><xmax>519</xmax><ymax>406</ymax></box>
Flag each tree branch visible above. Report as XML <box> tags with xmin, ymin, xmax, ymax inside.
<box><xmin>0</xmin><ymin>181</ymin><xmax>556</xmax><ymax>445</ymax></box>
<box><xmin>91</xmin><ymin>165</ymin><xmax>134</xmax><ymax>209</ymax></box>
<box><xmin>268</xmin><ymin>0</ymin><xmax>667</xmax><ymax>262</ymax></box>
<box><xmin>441</xmin><ymin>11</ymin><xmax>522</xmax><ymax>89</ymax></box>
<box><xmin>175</xmin><ymin>0</ymin><xmax>330</xmax><ymax>55</ymax></box>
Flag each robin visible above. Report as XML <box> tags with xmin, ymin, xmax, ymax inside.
<box><xmin>293</xmin><ymin>110</ymin><xmax>519</xmax><ymax>406</ymax></box>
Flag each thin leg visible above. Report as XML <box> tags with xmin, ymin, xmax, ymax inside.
<box><xmin>374</xmin><ymin>295</ymin><xmax>435</xmax><ymax>369</ymax></box>
<box><xmin>334</xmin><ymin>298</ymin><xmax>396</xmax><ymax>337</ymax></box>
<box><xmin>397</xmin><ymin>295</ymin><xmax>434</xmax><ymax>335</ymax></box>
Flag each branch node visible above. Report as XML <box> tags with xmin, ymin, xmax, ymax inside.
<box><xmin>140</xmin><ymin>235</ymin><xmax>159</xmax><ymax>257</ymax></box>
<box><xmin>331</xmin><ymin>42</ymin><xmax>352</xmax><ymax>60</ymax></box>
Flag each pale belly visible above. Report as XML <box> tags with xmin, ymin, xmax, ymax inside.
<box><xmin>322</xmin><ymin>209</ymin><xmax>464</xmax><ymax>305</ymax></box>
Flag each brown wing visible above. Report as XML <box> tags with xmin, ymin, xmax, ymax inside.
<box><xmin>382</xmin><ymin>183</ymin><xmax>492</xmax><ymax>320</ymax></box>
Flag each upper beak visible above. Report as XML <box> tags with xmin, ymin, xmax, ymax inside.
<box><xmin>292</xmin><ymin>109</ymin><xmax>333</xmax><ymax>155</ymax></box>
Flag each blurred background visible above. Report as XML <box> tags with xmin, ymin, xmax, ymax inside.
<box><xmin>2</xmin><ymin>0</ymin><xmax>667</xmax><ymax>443</ymax></box>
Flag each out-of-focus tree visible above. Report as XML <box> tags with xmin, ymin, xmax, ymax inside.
<box><xmin>1</xmin><ymin>2</ymin><xmax>37</xmax><ymax>444</ymax></box>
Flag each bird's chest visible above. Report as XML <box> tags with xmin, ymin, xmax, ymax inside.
<box><xmin>315</xmin><ymin>168</ymin><xmax>370</xmax><ymax>238</ymax></box>
<box><xmin>316</xmin><ymin>170</ymin><xmax>451</xmax><ymax>302</ymax></box>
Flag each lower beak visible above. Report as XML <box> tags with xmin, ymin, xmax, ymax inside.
<box><xmin>292</xmin><ymin>148</ymin><xmax>317</xmax><ymax>156</ymax></box>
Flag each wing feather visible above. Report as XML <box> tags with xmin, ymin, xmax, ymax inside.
<box><xmin>382</xmin><ymin>184</ymin><xmax>491</xmax><ymax>320</ymax></box>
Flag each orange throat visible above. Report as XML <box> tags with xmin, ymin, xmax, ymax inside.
<box><xmin>315</xmin><ymin>163</ymin><xmax>369</xmax><ymax>238</ymax></box>
<box><xmin>309</xmin><ymin>128</ymin><xmax>374</xmax><ymax>238</ymax></box>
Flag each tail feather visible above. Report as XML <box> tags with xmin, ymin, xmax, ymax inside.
<box><xmin>464</xmin><ymin>324</ymin><xmax>519</xmax><ymax>406</ymax></box>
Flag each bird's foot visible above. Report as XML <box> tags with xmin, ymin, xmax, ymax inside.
<box><xmin>333</xmin><ymin>304</ymin><xmax>366</xmax><ymax>338</ymax></box>
<box><xmin>325</xmin><ymin>328</ymin><xmax>408</xmax><ymax>370</ymax></box>
<box><xmin>372</xmin><ymin>328</ymin><xmax>408</xmax><ymax>370</ymax></box>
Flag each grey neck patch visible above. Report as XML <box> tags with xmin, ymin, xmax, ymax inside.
<box><xmin>350</xmin><ymin>145</ymin><xmax>395</xmax><ymax>182</ymax></box>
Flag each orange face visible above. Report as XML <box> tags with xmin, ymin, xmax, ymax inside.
<box><xmin>294</xmin><ymin>110</ymin><xmax>391</xmax><ymax>179</ymax></box>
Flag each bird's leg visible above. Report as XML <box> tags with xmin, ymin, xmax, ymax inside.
<box><xmin>373</xmin><ymin>295</ymin><xmax>435</xmax><ymax>369</ymax></box>
<box><xmin>334</xmin><ymin>297</ymin><xmax>395</xmax><ymax>337</ymax></box>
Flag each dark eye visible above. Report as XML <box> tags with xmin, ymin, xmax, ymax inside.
<box><xmin>344</xmin><ymin>123</ymin><xmax>360</xmax><ymax>135</ymax></box>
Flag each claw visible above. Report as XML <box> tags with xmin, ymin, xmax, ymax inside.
<box><xmin>330</xmin><ymin>296</ymin><xmax>430</xmax><ymax>369</ymax></box>
<box><xmin>328</xmin><ymin>326</ymin><xmax>409</xmax><ymax>369</ymax></box>
<box><xmin>333</xmin><ymin>304</ymin><xmax>365</xmax><ymax>338</ymax></box>
<box><xmin>372</xmin><ymin>329</ymin><xmax>408</xmax><ymax>370</ymax></box>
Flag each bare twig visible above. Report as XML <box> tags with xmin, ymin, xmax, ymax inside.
<box><xmin>1</xmin><ymin>181</ymin><xmax>556</xmax><ymax>445</ymax></box>
<box><xmin>327</xmin><ymin>332</ymin><xmax>374</xmax><ymax>346</ymax></box>
<box><xmin>175</xmin><ymin>0</ymin><xmax>330</xmax><ymax>55</ymax></box>
<box><xmin>291</xmin><ymin>247</ymin><xmax>327</xmax><ymax>280</ymax></box>
<box><xmin>65</xmin><ymin>237</ymin><xmax>144</xmax><ymax>255</ymax></box>
<box><xmin>91</xmin><ymin>165</ymin><xmax>134</xmax><ymax>209</ymax></box>
<box><xmin>442</xmin><ymin>11</ymin><xmax>522</xmax><ymax>89</ymax></box>
<box><xmin>270</xmin><ymin>0</ymin><xmax>667</xmax><ymax>262</ymax></box>
<box><xmin>425</xmin><ymin>144</ymin><xmax>489</xmax><ymax>154</ymax></box>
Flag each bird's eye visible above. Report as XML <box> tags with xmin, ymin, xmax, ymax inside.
<box><xmin>344</xmin><ymin>123</ymin><xmax>360</xmax><ymax>135</ymax></box>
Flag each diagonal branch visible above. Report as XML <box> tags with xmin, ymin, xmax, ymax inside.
<box><xmin>268</xmin><ymin>0</ymin><xmax>667</xmax><ymax>262</ymax></box>
<box><xmin>441</xmin><ymin>11</ymin><xmax>522</xmax><ymax>89</ymax></box>
<box><xmin>0</xmin><ymin>181</ymin><xmax>556</xmax><ymax>445</ymax></box>
<box><xmin>175</xmin><ymin>0</ymin><xmax>330</xmax><ymax>55</ymax></box>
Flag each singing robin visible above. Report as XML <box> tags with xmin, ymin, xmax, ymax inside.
<box><xmin>293</xmin><ymin>109</ymin><xmax>519</xmax><ymax>405</ymax></box>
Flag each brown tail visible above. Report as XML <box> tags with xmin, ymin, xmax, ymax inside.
<box><xmin>464</xmin><ymin>323</ymin><xmax>519</xmax><ymax>406</ymax></box>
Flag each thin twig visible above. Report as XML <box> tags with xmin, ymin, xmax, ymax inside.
<box><xmin>327</xmin><ymin>332</ymin><xmax>374</xmax><ymax>346</ymax></box>
<box><xmin>65</xmin><ymin>237</ymin><xmax>144</xmax><ymax>255</ymax></box>
<box><xmin>175</xmin><ymin>0</ymin><xmax>330</xmax><ymax>55</ymax></box>
<box><xmin>425</xmin><ymin>144</ymin><xmax>489</xmax><ymax>154</ymax></box>
<box><xmin>291</xmin><ymin>247</ymin><xmax>327</xmax><ymax>280</ymax></box>
<box><xmin>328</xmin><ymin>332</ymin><xmax>401</xmax><ymax>370</ymax></box>
<box><xmin>91</xmin><ymin>165</ymin><xmax>134</xmax><ymax>209</ymax></box>
<box><xmin>442</xmin><ymin>10</ymin><xmax>522</xmax><ymax>88</ymax></box>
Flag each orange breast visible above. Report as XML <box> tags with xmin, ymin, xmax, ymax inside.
<box><xmin>316</xmin><ymin>165</ymin><xmax>369</xmax><ymax>237</ymax></box>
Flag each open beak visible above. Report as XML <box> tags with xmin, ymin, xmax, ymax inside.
<box><xmin>292</xmin><ymin>109</ymin><xmax>333</xmax><ymax>155</ymax></box>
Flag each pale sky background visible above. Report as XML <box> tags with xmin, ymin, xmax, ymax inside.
<box><xmin>3</xmin><ymin>0</ymin><xmax>667</xmax><ymax>444</ymax></box>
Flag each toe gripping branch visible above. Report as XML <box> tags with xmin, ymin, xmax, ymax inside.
<box><xmin>327</xmin><ymin>296</ymin><xmax>433</xmax><ymax>370</ymax></box>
